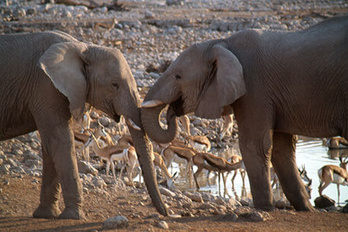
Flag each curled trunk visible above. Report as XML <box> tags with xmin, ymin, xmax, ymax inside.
<box><xmin>141</xmin><ymin>104</ymin><xmax>178</xmax><ymax>144</ymax></box>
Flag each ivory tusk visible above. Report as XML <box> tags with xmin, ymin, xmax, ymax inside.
<box><xmin>126</xmin><ymin>118</ymin><xmax>141</xmax><ymax>131</ymax></box>
<box><xmin>141</xmin><ymin>100</ymin><xmax>165</xmax><ymax>108</ymax></box>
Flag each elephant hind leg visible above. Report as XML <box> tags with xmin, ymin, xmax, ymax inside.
<box><xmin>271</xmin><ymin>132</ymin><xmax>314</xmax><ymax>211</ymax></box>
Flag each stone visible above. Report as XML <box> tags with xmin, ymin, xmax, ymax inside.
<box><xmin>99</xmin><ymin>117</ymin><xmax>111</xmax><ymax>127</ymax></box>
<box><xmin>314</xmin><ymin>195</ymin><xmax>335</xmax><ymax>208</ymax></box>
<box><xmin>78</xmin><ymin>161</ymin><xmax>98</xmax><ymax>176</ymax></box>
<box><xmin>240</xmin><ymin>211</ymin><xmax>272</xmax><ymax>222</ymax></box>
<box><xmin>157</xmin><ymin>220</ymin><xmax>169</xmax><ymax>229</ymax></box>
<box><xmin>159</xmin><ymin>186</ymin><xmax>176</xmax><ymax>198</ymax></box>
<box><xmin>342</xmin><ymin>203</ymin><xmax>348</xmax><ymax>213</ymax></box>
<box><xmin>144</xmin><ymin>10</ymin><xmax>155</xmax><ymax>19</ymax></box>
<box><xmin>103</xmin><ymin>215</ymin><xmax>128</xmax><ymax>229</ymax></box>
<box><xmin>92</xmin><ymin>176</ymin><xmax>107</xmax><ymax>189</ymax></box>
<box><xmin>183</xmin><ymin>192</ymin><xmax>203</xmax><ymax>203</ymax></box>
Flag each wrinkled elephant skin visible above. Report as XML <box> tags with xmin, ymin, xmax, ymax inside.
<box><xmin>142</xmin><ymin>16</ymin><xmax>348</xmax><ymax>211</ymax></box>
<box><xmin>0</xmin><ymin>31</ymin><xmax>167</xmax><ymax>219</ymax></box>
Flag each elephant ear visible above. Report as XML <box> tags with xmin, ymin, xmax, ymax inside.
<box><xmin>38</xmin><ymin>42</ymin><xmax>88</xmax><ymax>119</ymax></box>
<box><xmin>195</xmin><ymin>45</ymin><xmax>246</xmax><ymax>119</ymax></box>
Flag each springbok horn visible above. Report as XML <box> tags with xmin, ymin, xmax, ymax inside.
<box><xmin>97</xmin><ymin>119</ymin><xmax>103</xmax><ymax>127</ymax></box>
<box><xmin>141</xmin><ymin>100</ymin><xmax>165</xmax><ymax>108</ymax></box>
<box><xmin>126</xmin><ymin>118</ymin><xmax>141</xmax><ymax>131</ymax></box>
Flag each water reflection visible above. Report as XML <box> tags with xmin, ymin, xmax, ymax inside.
<box><xmin>173</xmin><ymin>136</ymin><xmax>348</xmax><ymax>206</ymax></box>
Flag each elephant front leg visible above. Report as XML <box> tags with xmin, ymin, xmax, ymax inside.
<box><xmin>33</xmin><ymin>147</ymin><xmax>61</xmax><ymax>219</ymax></box>
<box><xmin>39</xmin><ymin>126</ymin><xmax>85</xmax><ymax>219</ymax></box>
<box><xmin>271</xmin><ymin>132</ymin><xmax>314</xmax><ymax>211</ymax></box>
<box><xmin>239</xmin><ymin>132</ymin><xmax>273</xmax><ymax>211</ymax></box>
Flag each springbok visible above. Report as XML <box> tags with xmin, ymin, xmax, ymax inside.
<box><xmin>318</xmin><ymin>157</ymin><xmax>348</xmax><ymax>204</ymax></box>
<box><xmin>192</xmin><ymin>152</ymin><xmax>244</xmax><ymax>192</ymax></box>
<box><xmin>220</xmin><ymin>114</ymin><xmax>234</xmax><ymax>140</ymax></box>
<box><xmin>178</xmin><ymin>115</ymin><xmax>211</xmax><ymax>152</ymax></box>
<box><xmin>74</xmin><ymin>130</ymin><xmax>92</xmax><ymax>162</ymax></box>
<box><xmin>161</xmin><ymin>144</ymin><xmax>196</xmax><ymax>186</ymax></box>
<box><xmin>86</xmin><ymin>127</ymin><xmax>138</xmax><ymax>186</ymax></box>
<box><xmin>326</xmin><ymin>137</ymin><xmax>348</xmax><ymax>149</ymax></box>
<box><xmin>298</xmin><ymin>165</ymin><xmax>312</xmax><ymax>199</ymax></box>
<box><xmin>227</xmin><ymin>155</ymin><xmax>246</xmax><ymax>187</ymax></box>
<box><xmin>114</xmin><ymin>135</ymin><xmax>177</xmax><ymax>189</ymax></box>
<box><xmin>153</xmin><ymin>151</ymin><xmax>176</xmax><ymax>189</ymax></box>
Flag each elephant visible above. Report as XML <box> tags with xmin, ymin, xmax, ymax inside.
<box><xmin>0</xmin><ymin>30</ymin><xmax>167</xmax><ymax>219</ymax></box>
<box><xmin>141</xmin><ymin>15</ymin><xmax>348</xmax><ymax>211</ymax></box>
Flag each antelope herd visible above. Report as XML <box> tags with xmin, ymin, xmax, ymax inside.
<box><xmin>72</xmin><ymin>108</ymin><xmax>347</xmax><ymax>206</ymax></box>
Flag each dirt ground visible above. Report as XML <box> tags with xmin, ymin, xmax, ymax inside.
<box><xmin>2</xmin><ymin>0</ymin><xmax>348</xmax><ymax>231</ymax></box>
<box><xmin>1</xmin><ymin>174</ymin><xmax>348</xmax><ymax>231</ymax></box>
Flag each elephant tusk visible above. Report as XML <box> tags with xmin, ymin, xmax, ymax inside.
<box><xmin>126</xmin><ymin>118</ymin><xmax>141</xmax><ymax>130</ymax></box>
<box><xmin>141</xmin><ymin>100</ymin><xmax>165</xmax><ymax>108</ymax></box>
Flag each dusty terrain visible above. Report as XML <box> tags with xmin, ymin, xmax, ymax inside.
<box><xmin>1</xmin><ymin>174</ymin><xmax>348</xmax><ymax>232</ymax></box>
<box><xmin>1</xmin><ymin>0</ymin><xmax>348</xmax><ymax>231</ymax></box>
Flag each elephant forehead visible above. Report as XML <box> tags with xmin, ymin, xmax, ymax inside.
<box><xmin>175</xmin><ymin>46</ymin><xmax>202</xmax><ymax>66</ymax></box>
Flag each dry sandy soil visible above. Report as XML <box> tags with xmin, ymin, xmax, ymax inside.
<box><xmin>1</xmin><ymin>174</ymin><xmax>348</xmax><ymax>231</ymax></box>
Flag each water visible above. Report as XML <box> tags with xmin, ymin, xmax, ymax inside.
<box><xmin>173</xmin><ymin>137</ymin><xmax>348</xmax><ymax>206</ymax></box>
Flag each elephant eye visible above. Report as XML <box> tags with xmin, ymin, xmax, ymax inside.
<box><xmin>175</xmin><ymin>74</ymin><xmax>182</xmax><ymax>80</ymax></box>
<box><xmin>112</xmin><ymin>82</ymin><xmax>119</xmax><ymax>89</ymax></box>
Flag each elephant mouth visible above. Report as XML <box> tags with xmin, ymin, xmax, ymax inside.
<box><xmin>169</xmin><ymin>96</ymin><xmax>185</xmax><ymax>117</ymax></box>
<box><xmin>113</xmin><ymin>114</ymin><xmax>121</xmax><ymax>123</ymax></box>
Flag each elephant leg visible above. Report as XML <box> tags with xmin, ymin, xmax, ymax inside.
<box><xmin>271</xmin><ymin>132</ymin><xmax>314</xmax><ymax>211</ymax></box>
<box><xmin>46</xmin><ymin>126</ymin><xmax>84</xmax><ymax>219</ymax></box>
<box><xmin>33</xmin><ymin>146</ymin><xmax>61</xmax><ymax>218</ymax></box>
<box><xmin>239</xmin><ymin>131</ymin><xmax>273</xmax><ymax>211</ymax></box>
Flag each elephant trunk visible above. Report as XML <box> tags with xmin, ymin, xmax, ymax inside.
<box><xmin>141</xmin><ymin>104</ymin><xmax>178</xmax><ymax>144</ymax></box>
<box><xmin>128</xmin><ymin>122</ymin><xmax>168</xmax><ymax>216</ymax></box>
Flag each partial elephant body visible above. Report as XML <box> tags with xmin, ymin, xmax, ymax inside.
<box><xmin>142</xmin><ymin>16</ymin><xmax>348</xmax><ymax>211</ymax></box>
<box><xmin>0</xmin><ymin>31</ymin><xmax>76</xmax><ymax>139</ymax></box>
<box><xmin>0</xmin><ymin>31</ymin><xmax>167</xmax><ymax>219</ymax></box>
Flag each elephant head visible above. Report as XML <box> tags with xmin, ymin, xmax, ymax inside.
<box><xmin>141</xmin><ymin>41</ymin><xmax>246</xmax><ymax>143</ymax></box>
<box><xmin>39</xmin><ymin>41</ymin><xmax>168</xmax><ymax>216</ymax></box>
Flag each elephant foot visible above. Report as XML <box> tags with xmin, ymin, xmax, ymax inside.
<box><xmin>293</xmin><ymin>202</ymin><xmax>316</xmax><ymax>212</ymax></box>
<box><xmin>33</xmin><ymin>205</ymin><xmax>61</xmax><ymax>219</ymax></box>
<box><xmin>58</xmin><ymin>207</ymin><xmax>85</xmax><ymax>220</ymax></box>
<box><xmin>253</xmin><ymin>203</ymin><xmax>275</xmax><ymax>211</ymax></box>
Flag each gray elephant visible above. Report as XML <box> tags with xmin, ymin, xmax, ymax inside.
<box><xmin>0</xmin><ymin>31</ymin><xmax>167</xmax><ymax>219</ymax></box>
<box><xmin>141</xmin><ymin>15</ymin><xmax>348</xmax><ymax>211</ymax></box>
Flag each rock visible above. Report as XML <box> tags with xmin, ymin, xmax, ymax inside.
<box><xmin>78</xmin><ymin>161</ymin><xmax>98</xmax><ymax>176</ymax></box>
<box><xmin>166</xmin><ymin>0</ymin><xmax>184</xmax><ymax>6</ymax></box>
<box><xmin>314</xmin><ymin>195</ymin><xmax>335</xmax><ymax>208</ymax></box>
<box><xmin>228</xmin><ymin>198</ymin><xmax>242</xmax><ymax>208</ymax></box>
<box><xmin>342</xmin><ymin>203</ymin><xmax>348</xmax><ymax>213</ymax></box>
<box><xmin>23</xmin><ymin>150</ymin><xmax>42</xmax><ymax>161</ymax></box>
<box><xmin>197</xmin><ymin>202</ymin><xmax>217</xmax><ymax>211</ymax></box>
<box><xmin>0</xmin><ymin>164</ymin><xmax>11</xmax><ymax>174</ymax></box>
<box><xmin>214</xmin><ymin>196</ymin><xmax>227</xmax><ymax>205</ymax></box>
<box><xmin>159</xmin><ymin>186</ymin><xmax>176</xmax><ymax>198</ymax></box>
<box><xmin>89</xmin><ymin>111</ymin><xmax>99</xmax><ymax>119</ymax></box>
<box><xmin>144</xmin><ymin>10</ymin><xmax>155</xmax><ymax>19</ymax></box>
<box><xmin>92</xmin><ymin>176</ymin><xmax>107</xmax><ymax>189</ymax></box>
<box><xmin>157</xmin><ymin>220</ymin><xmax>169</xmax><ymax>229</ymax></box>
<box><xmin>103</xmin><ymin>215</ymin><xmax>128</xmax><ymax>229</ymax></box>
<box><xmin>183</xmin><ymin>192</ymin><xmax>203</xmax><ymax>203</ymax></box>
<box><xmin>240</xmin><ymin>211</ymin><xmax>272</xmax><ymax>222</ymax></box>
<box><xmin>99</xmin><ymin>117</ymin><xmax>111</xmax><ymax>127</ymax></box>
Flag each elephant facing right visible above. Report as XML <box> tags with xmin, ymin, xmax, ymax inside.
<box><xmin>141</xmin><ymin>15</ymin><xmax>348</xmax><ymax>211</ymax></box>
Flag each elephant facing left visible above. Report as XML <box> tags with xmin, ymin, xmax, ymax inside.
<box><xmin>0</xmin><ymin>31</ymin><xmax>168</xmax><ymax>219</ymax></box>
